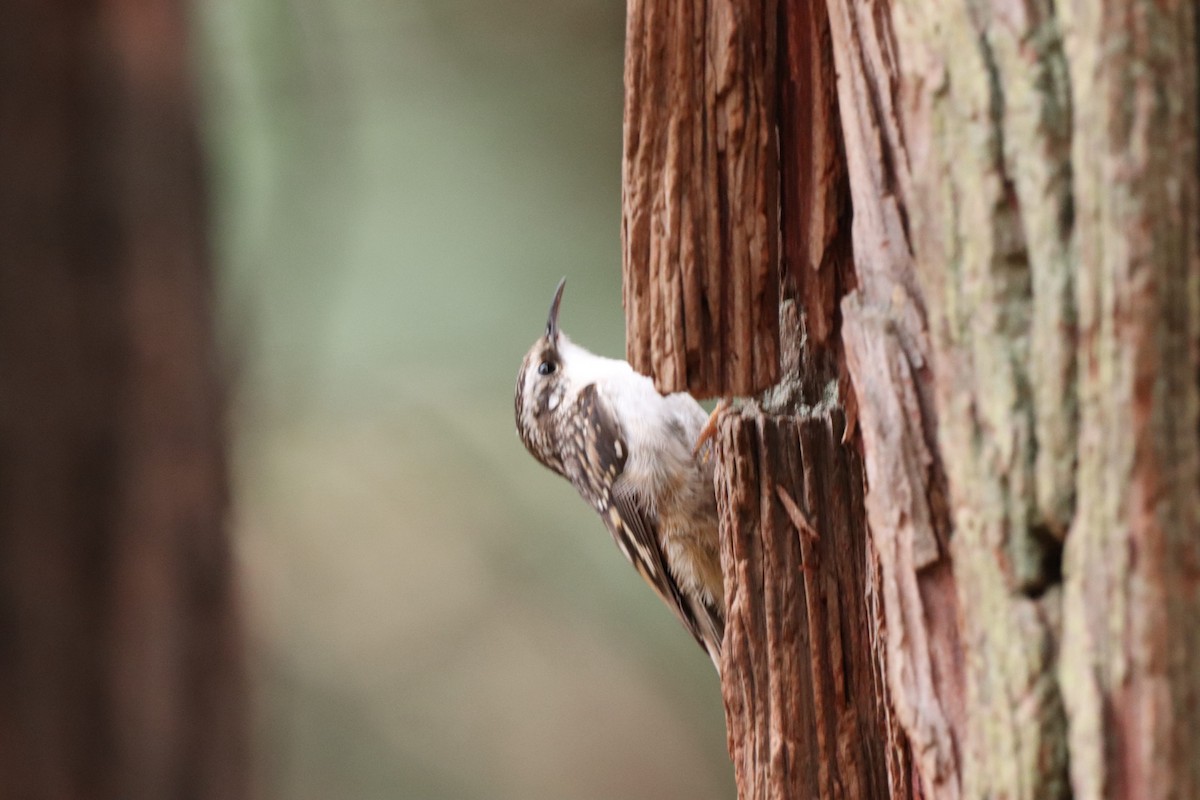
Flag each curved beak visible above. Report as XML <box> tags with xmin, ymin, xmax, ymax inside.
<box><xmin>545</xmin><ymin>277</ymin><xmax>566</xmax><ymax>339</ymax></box>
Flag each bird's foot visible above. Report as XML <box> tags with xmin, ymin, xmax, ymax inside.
<box><xmin>693</xmin><ymin>398</ymin><xmax>732</xmax><ymax>460</ymax></box>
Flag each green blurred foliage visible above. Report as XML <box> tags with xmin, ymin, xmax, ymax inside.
<box><xmin>192</xmin><ymin>1</ymin><xmax>733</xmax><ymax>797</ymax></box>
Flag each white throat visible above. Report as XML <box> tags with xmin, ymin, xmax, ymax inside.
<box><xmin>556</xmin><ymin>335</ymin><xmax>636</xmax><ymax>393</ymax></box>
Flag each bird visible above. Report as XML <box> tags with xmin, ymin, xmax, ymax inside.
<box><xmin>514</xmin><ymin>278</ymin><xmax>725</xmax><ymax>673</ymax></box>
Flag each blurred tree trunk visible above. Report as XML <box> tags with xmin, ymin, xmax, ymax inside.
<box><xmin>623</xmin><ymin>0</ymin><xmax>1200</xmax><ymax>798</ymax></box>
<box><xmin>0</xmin><ymin>2</ymin><xmax>247</xmax><ymax>799</ymax></box>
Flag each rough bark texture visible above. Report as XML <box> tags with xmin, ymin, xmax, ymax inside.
<box><xmin>622</xmin><ymin>0</ymin><xmax>781</xmax><ymax>398</ymax></box>
<box><xmin>0</xmin><ymin>2</ymin><xmax>246</xmax><ymax>798</ymax></box>
<box><xmin>624</xmin><ymin>1</ymin><xmax>912</xmax><ymax>797</ymax></box>
<box><xmin>775</xmin><ymin>0</ymin><xmax>856</xmax><ymax>413</ymax></box>
<box><xmin>715</xmin><ymin>408</ymin><xmax>902</xmax><ymax>800</ymax></box>
<box><xmin>888</xmin><ymin>0</ymin><xmax>1200</xmax><ymax>796</ymax></box>
<box><xmin>882</xmin><ymin>0</ymin><xmax>1074</xmax><ymax>795</ymax></box>
<box><xmin>824</xmin><ymin>1</ymin><xmax>967</xmax><ymax>795</ymax></box>
<box><xmin>624</xmin><ymin>0</ymin><xmax>1200</xmax><ymax>797</ymax></box>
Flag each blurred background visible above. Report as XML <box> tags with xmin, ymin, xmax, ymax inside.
<box><xmin>192</xmin><ymin>0</ymin><xmax>732</xmax><ymax>797</ymax></box>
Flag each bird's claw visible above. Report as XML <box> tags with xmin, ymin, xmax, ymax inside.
<box><xmin>693</xmin><ymin>398</ymin><xmax>731</xmax><ymax>460</ymax></box>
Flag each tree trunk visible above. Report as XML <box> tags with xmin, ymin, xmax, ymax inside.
<box><xmin>622</xmin><ymin>0</ymin><xmax>1200</xmax><ymax>797</ymax></box>
<box><xmin>622</xmin><ymin>0</ymin><xmax>781</xmax><ymax>397</ymax></box>
<box><xmin>624</xmin><ymin>1</ymin><xmax>912</xmax><ymax>797</ymax></box>
<box><xmin>0</xmin><ymin>2</ymin><xmax>247</xmax><ymax>798</ymax></box>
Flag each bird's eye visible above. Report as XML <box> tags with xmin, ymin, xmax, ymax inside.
<box><xmin>537</xmin><ymin>360</ymin><xmax>556</xmax><ymax>376</ymax></box>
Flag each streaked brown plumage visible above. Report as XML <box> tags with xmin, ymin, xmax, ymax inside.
<box><xmin>514</xmin><ymin>279</ymin><xmax>724</xmax><ymax>672</ymax></box>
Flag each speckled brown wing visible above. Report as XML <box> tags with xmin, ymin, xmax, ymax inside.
<box><xmin>561</xmin><ymin>384</ymin><xmax>723</xmax><ymax>665</ymax></box>
<box><xmin>608</xmin><ymin>484</ymin><xmax>725</xmax><ymax>668</ymax></box>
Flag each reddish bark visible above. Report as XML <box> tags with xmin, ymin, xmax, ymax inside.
<box><xmin>622</xmin><ymin>0</ymin><xmax>780</xmax><ymax>398</ymax></box>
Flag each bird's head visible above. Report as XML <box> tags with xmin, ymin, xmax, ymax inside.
<box><xmin>515</xmin><ymin>277</ymin><xmax>571</xmax><ymax>475</ymax></box>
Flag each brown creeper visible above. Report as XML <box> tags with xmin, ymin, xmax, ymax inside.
<box><xmin>514</xmin><ymin>279</ymin><xmax>725</xmax><ymax>672</ymax></box>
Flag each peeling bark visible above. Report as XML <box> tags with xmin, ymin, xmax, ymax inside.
<box><xmin>715</xmin><ymin>408</ymin><xmax>901</xmax><ymax>800</ymax></box>
<box><xmin>622</xmin><ymin>0</ymin><xmax>1200</xmax><ymax>797</ymax></box>
<box><xmin>824</xmin><ymin>0</ymin><xmax>967</xmax><ymax>794</ymax></box>
<box><xmin>622</xmin><ymin>0</ymin><xmax>781</xmax><ymax>398</ymax></box>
